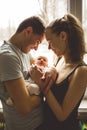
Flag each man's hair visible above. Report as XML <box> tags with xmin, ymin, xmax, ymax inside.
<box><xmin>16</xmin><ymin>16</ymin><xmax>45</xmax><ymax>35</ymax></box>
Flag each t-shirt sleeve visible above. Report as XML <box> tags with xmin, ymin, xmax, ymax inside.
<box><xmin>0</xmin><ymin>53</ymin><xmax>23</xmax><ymax>81</ymax></box>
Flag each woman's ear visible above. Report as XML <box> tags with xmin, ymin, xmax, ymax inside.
<box><xmin>60</xmin><ymin>31</ymin><xmax>67</xmax><ymax>40</ymax></box>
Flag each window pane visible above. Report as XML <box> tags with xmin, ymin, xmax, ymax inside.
<box><xmin>0</xmin><ymin>0</ymin><xmax>67</xmax><ymax>65</ymax></box>
<box><xmin>82</xmin><ymin>0</ymin><xmax>87</xmax><ymax>45</ymax></box>
<box><xmin>0</xmin><ymin>0</ymin><xmax>67</xmax><ymax>41</ymax></box>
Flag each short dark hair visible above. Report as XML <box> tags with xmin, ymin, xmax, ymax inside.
<box><xmin>16</xmin><ymin>16</ymin><xmax>45</xmax><ymax>35</ymax></box>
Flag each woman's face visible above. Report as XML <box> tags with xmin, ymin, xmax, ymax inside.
<box><xmin>45</xmin><ymin>28</ymin><xmax>68</xmax><ymax>57</ymax></box>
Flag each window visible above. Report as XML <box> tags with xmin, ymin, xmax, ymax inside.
<box><xmin>0</xmin><ymin>0</ymin><xmax>87</xmax><ymax>64</ymax></box>
<box><xmin>0</xmin><ymin>0</ymin><xmax>67</xmax><ymax>41</ymax></box>
<box><xmin>0</xmin><ymin>0</ymin><xmax>68</xmax><ymax>65</ymax></box>
<box><xmin>82</xmin><ymin>0</ymin><xmax>87</xmax><ymax>44</ymax></box>
<box><xmin>0</xmin><ymin>0</ymin><xmax>87</xmax><ymax>117</ymax></box>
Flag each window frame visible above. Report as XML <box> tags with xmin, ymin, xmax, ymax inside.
<box><xmin>67</xmin><ymin>0</ymin><xmax>82</xmax><ymax>23</ymax></box>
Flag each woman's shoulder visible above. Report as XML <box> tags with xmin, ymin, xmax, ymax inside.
<box><xmin>71</xmin><ymin>63</ymin><xmax>87</xmax><ymax>83</ymax></box>
<box><xmin>75</xmin><ymin>63</ymin><xmax>87</xmax><ymax>75</ymax></box>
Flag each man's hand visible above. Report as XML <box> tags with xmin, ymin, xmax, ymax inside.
<box><xmin>29</xmin><ymin>64</ymin><xmax>43</xmax><ymax>83</ymax></box>
<box><xmin>29</xmin><ymin>65</ymin><xmax>58</xmax><ymax>95</ymax></box>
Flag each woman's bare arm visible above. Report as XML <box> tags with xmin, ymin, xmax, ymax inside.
<box><xmin>45</xmin><ymin>66</ymin><xmax>87</xmax><ymax>121</ymax></box>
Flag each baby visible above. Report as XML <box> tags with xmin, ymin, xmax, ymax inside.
<box><xmin>25</xmin><ymin>55</ymin><xmax>49</xmax><ymax>95</ymax></box>
<box><xmin>6</xmin><ymin>55</ymin><xmax>49</xmax><ymax>106</ymax></box>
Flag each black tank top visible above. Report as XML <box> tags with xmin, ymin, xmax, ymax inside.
<box><xmin>43</xmin><ymin>63</ymin><xmax>87</xmax><ymax>130</ymax></box>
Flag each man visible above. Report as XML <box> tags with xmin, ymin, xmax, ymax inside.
<box><xmin>0</xmin><ymin>16</ymin><xmax>46</xmax><ymax>130</ymax></box>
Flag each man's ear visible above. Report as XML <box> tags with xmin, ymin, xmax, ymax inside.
<box><xmin>23</xmin><ymin>27</ymin><xmax>33</xmax><ymax>37</ymax></box>
<box><xmin>60</xmin><ymin>31</ymin><xmax>67</xmax><ymax>40</ymax></box>
<box><xmin>26</xmin><ymin>27</ymin><xmax>33</xmax><ymax>34</ymax></box>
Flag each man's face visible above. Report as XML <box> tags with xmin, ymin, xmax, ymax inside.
<box><xmin>29</xmin><ymin>34</ymin><xmax>45</xmax><ymax>51</ymax></box>
<box><xmin>23</xmin><ymin>33</ymin><xmax>45</xmax><ymax>53</ymax></box>
<box><xmin>21</xmin><ymin>27</ymin><xmax>45</xmax><ymax>53</ymax></box>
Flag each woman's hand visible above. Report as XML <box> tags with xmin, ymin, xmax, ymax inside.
<box><xmin>29</xmin><ymin>65</ymin><xmax>58</xmax><ymax>95</ymax></box>
<box><xmin>42</xmin><ymin>66</ymin><xmax>58</xmax><ymax>95</ymax></box>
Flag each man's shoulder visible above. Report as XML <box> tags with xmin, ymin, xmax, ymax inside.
<box><xmin>0</xmin><ymin>41</ymin><xmax>12</xmax><ymax>54</ymax></box>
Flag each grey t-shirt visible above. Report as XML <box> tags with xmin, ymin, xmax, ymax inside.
<box><xmin>0</xmin><ymin>41</ymin><xmax>44</xmax><ymax>130</ymax></box>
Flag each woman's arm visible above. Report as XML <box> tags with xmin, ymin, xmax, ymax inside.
<box><xmin>45</xmin><ymin>66</ymin><xmax>87</xmax><ymax>121</ymax></box>
<box><xmin>29</xmin><ymin>65</ymin><xmax>58</xmax><ymax>93</ymax></box>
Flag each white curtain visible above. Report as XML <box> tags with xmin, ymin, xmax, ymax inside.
<box><xmin>0</xmin><ymin>0</ymin><xmax>67</xmax><ymax>65</ymax></box>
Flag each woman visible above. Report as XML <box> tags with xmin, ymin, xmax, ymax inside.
<box><xmin>31</xmin><ymin>13</ymin><xmax>87</xmax><ymax>130</ymax></box>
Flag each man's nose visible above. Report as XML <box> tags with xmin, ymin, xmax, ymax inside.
<box><xmin>33</xmin><ymin>45</ymin><xmax>38</xmax><ymax>50</ymax></box>
<box><xmin>48</xmin><ymin>44</ymin><xmax>51</xmax><ymax>49</ymax></box>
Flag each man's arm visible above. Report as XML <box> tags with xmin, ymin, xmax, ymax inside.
<box><xmin>4</xmin><ymin>77</ymin><xmax>42</xmax><ymax>115</ymax></box>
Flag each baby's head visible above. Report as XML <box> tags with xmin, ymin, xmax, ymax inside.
<box><xmin>35</xmin><ymin>56</ymin><xmax>48</xmax><ymax>67</ymax></box>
